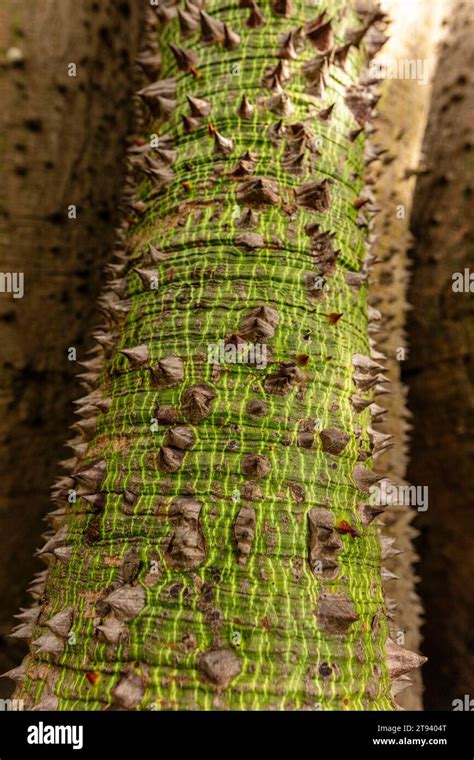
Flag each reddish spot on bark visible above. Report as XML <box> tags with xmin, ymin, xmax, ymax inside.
<box><xmin>336</xmin><ymin>520</ymin><xmax>361</xmax><ymax>538</ymax></box>
<box><xmin>189</xmin><ymin>67</ymin><xmax>201</xmax><ymax>78</ymax></box>
<box><xmin>86</xmin><ymin>672</ymin><xmax>100</xmax><ymax>685</ymax></box>
<box><xmin>326</xmin><ymin>312</ymin><xmax>343</xmax><ymax>324</ymax></box>
<box><xmin>261</xmin><ymin>617</ymin><xmax>271</xmax><ymax>631</ymax></box>
<box><xmin>182</xmin><ymin>182</ymin><xmax>192</xmax><ymax>191</ymax></box>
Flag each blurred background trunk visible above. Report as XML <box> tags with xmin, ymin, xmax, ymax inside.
<box><xmin>404</xmin><ymin>0</ymin><xmax>474</xmax><ymax>711</ymax></box>
<box><xmin>369</xmin><ymin>0</ymin><xmax>445</xmax><ymax>709</ymax></box>
<box><xmin>0</xmin><ymin>0</ymin><xmax>142</xmax><ymax>696</ymax></box>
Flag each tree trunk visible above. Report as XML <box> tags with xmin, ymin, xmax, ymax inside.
<box><xmin>6</xmin><ymin>0</ymin><xmax>425</xmax><ymax>710</ymax></box>
<box><xmin>404</xmin><ymin>0</ymin><xmax>474</xmax><ymax>710</ymax></box>
<box><xmin>368</xmin><ymin>0</ymin><xmax>445</xmax><ymax>710</ymax></box>
<box><xmin>0</xmin><ymin>0</ymin><xmax>142</xmax><ymax>695</ymax></box>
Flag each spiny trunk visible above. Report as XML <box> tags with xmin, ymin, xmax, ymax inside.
<box><xmin>6</xmin><ymin>0</ymin><xmax>425</xmax><ymax>710</ymax></box>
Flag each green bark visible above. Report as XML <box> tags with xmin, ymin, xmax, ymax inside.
<box><xmin>8</xmin><ymin>0</ymin><xmax>424</xmax><ymax>710</ymax></box>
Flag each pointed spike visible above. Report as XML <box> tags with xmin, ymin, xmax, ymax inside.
<box><xmin>333</xmin><ymin>43</ymin><xmax>351</xmax><ymax>68</ymax></box>
<box><xmin>353</xmin><ymin>463</ymin><xmax>381</xmax><ymax>493</ymax></box>
<box><xmin>1</xmin><ymin>664</ymin><xmax>26</xmax><ymax>682</ymax></box>
<box><xmin>237</xmin><ymin>95</ymin><xmax>255</xmax><ymax>120</ymax></box>
<box><xmin>305</xmin><ymin>17</ymin><xmax>333</xmax><ymax>52</ymax></box>
<box><xmin>369</xmin><ymin>403</ymin><xmax>387</xmax><ymax>422</ymax></box>
<box><xmin>246</xmin><ymin>1</ymin><xmax>266</xmax><ymax>28</ymax></box>
<box><xmin>77</xmin><ymin>356</ymin><xmax>103</xmax><ymax>372</ymax></box>
<box><xmin>214</xmin><ymin>130</ymin><xmax>234</xmax><ymax>155</ymax></box>
<box><xmin>10</xmin><ymin>621</ymin><xmax>35</xmax><ymax>640</ymax></box>
<box><xmin>66</xmin><ymin>441</ymin><xmax>88</xmax><ymax>456</ymax></box>
<box><xmin>133</xmin><ymin>268</ymin><xmax>158</xmax><ymax>290</ymax></box>
<box><xmin>58</xmin><ymin>456</ymin><xmax>77</xmax><ymax>472</ymax></box>
<box><xmin>272</xmin><ymin>0</ymin><xmax>292</xmax><ymax>17</ymax></box>
<box><xmin>96</xmin><ymin>615</ymin><xmax>127</xmax><ymax>645</ymax></box>
<box><xmin>168</xmin><ymin>43</ymin><xmax>198</xmax><ymax>72</ymax></box>
<box><xmin>236</xmin><ymin>207</ymin><xmax>259</xmax><ymax>228</ymax></box>
<box><xmin>177</xmin><ymin>8</ymin><xmax>199</xmax><ymax>36</ymax></box>
<box><xmin>267</xmin><ymin>92</ymin><xmax>294</xmax><ymax>117</ymax></box>
<box><xmin>277</xmin><ymin>32</ymin><xmax>298</xmax><ymax>60</ymax></box>
<box><xmin>182</xmin><ymin>114</ymin><xmax>200</xmax><ymax>133</ymax></box>
<box><xmin>73</xmin><ymin>417</ymin><xmax>97</xmax><ymax>440</ymax></box>
<box><xmin>391</xmin><ymin>675</ymin><xmax>413</xmax><ymax>696</ymax></box>
<box><xmin>105</xmin><ymin>585</ymin><xmax>146</xmax><ymax>621</ymax></box>
<box><xmin>33</xmin><ymin>631</ymin><xmax>65</xmax><ymax>656</ymax></box>
<box><xmin>46</xmin><ymin>607</ymin><xmax>73</xmax><ymax>638</ymax></box>
<box><xmin>74</xmin><ymin>459</ymin><xmax>106</xmax><ymax>490</ymax></box>
<box><xmin>148</xmin><ymin>244</ymin><xmax>167</xmax><ymax>264</ymax></box>
<box><xmin>153</xmin><ymin>146</ymin><xmax>178</xmax><ymax>165</ymax></box>
<box><xmin>184</xmin><ymin>0</ymin><xmax>201</xmax><ymax>17</ymax></box>
<box><xmin>46</xmin><ymin>506</ymin><xmax>67</xmax><ymax>529</ymax></box>
<box><xmin>54</xmin><ymin>546</ymin><xmax>73</xmax><ymax>564</ymax></box>
<box><xmin>199</xmin><ymin>10</ymin><xmax>225</xmax><ymax>43</ymax></box>
<box><xmin>187</xmin><ymin>94</ymin><xmax>212</xmax><ymax>118</ymax></box>
<box><xmin>380</xmin><ymin>536</ymin><xmax>402</xmax><ymax>560</ymax></box>
<box><xmin>318</xmin><ymin>103</ymin><xmax>335</xmax><ymax>121</ymax></box>
<box><xmin>358</xmin><ymin>502</ymin><xmax>384</xmax><ymax>526</ymax></box>
<box><xmin>317</xmin><ymin>594</ymin><xmax>359</xmax><ymax>635</ymax></box>
<box><xmin>381</xmin><ymin>567</ymin><xmax>399</xmax><ymax>581</ymax></box>
<box><xmin>263</xmin><ymin>60</ymin><xmax>290</xmax><ymax>90</ymax></box>
<box><xmin>37</xmin><ymin>525</ymin><xmax>68</xmax><ymax>556</ymax></box>
<box><xmin>14</xmin><ymin>606</ymin><xmax>40</xmax><ymax>623</ymax></box>
<box><xmin>113</xmin><ymin>671</ymin><xmax>145</xmax><ymax>710</ymax></box>
<box><xmin>223</xmin><ymin>23</ymin><xmax>241</xmax><ymax>50</ymax></box>
<box><xmin>119</xmin><ymin>345</ymin><xmax>150</xmax><ymax>367</ymax></box>
<box><xmin>385</xmin><ymin>639</ymin><xmax>427</xmax><ymax>679</ymax></box>
<box><xmin>352</xmin><ymin>353</ymin><xmax>385</xmax><ymax>373</ymax></box>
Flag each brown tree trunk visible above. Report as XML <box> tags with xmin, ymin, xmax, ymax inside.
<box><xmin>0</xmin><ymin>0</ymin><xmax>142</xmax><ymax>695</ymax></box>
<box><xmin>368</xmin><ymin>0</ymin><xmax>445</xmax><ymax>710</ymax></box>
<box><xmin>404</xmin><ymin>0</ymin><xmax>474</xmax><ymax>710</ymax></box>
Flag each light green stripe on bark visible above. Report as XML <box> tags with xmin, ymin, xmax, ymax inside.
<box><xmin>14</xmin><ymin>0</ymin><xmax>398</xmax><ymax>710</ymax></box>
